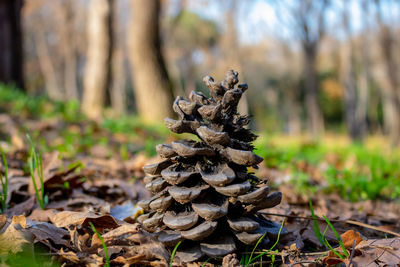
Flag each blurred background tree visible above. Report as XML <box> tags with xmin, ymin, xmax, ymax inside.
<box><xmin>1</xmin><ymin>0</ymin><xmax>400</xmax><ymax>145</ymax></box>
<box><xmin>0</xmin><ymin>0</ymin><xmax>24</xmax><ymax>90</ymax></box>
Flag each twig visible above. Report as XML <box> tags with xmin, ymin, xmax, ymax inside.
<box><xmin>259</xmin><ymin>212</ymin><xmax>400</xmax><ymax>237</ymax></box>
<box><xmin>289</xmin><ymin>261</ymin><xmax>318</xmax><ymax>267</ymax></box>
<box><xmin>241</xmin><ymin>250</ymin><xmax>329</xmax><ymax>256</ymax></box>
<box><xmin>345</xmin><ymin>220</ymin><xmax>400</xmax><ymax>238</ymax></box>
<box><xmin>347</xmin><ymin>239</ymin><xmax>356</xmax><ymax>267</ymax></box>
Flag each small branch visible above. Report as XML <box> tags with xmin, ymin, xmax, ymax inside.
<box><xmin>347</xmin><ymin>239</ymin><xmax>356</xmax><ymax>267</ymax></box>
<box><xmin>259</xmin><ymin>212</ymin><xmax>400</xmax><ymax>237</ymax></box>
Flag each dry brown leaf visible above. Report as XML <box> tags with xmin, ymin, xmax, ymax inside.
<box><xmin>0</xmin><ymin>216</ymin><xmax>33</xmax><ymax>254</ymax></box>
<box><xmin>30</xmin><ymin>221</ymin><xmax>70</xmax><ymax>247</ymax></box>
<box><xmin>51</xmin><ymin>211</ymin><xmax>119</xmax><ymax>231</ymax></box>
<box><xmin>5</xmin><ymin>196</ymin><xmax>36</xmax><ymax>216</ymax></box>
<box><xmin>340</xmin><ymin>229</ymin><xmax>363</xmax><ymax>248</ymax></box>
<box><xmin>5</xmin><ymin>176</ymin><xmax>30</xmax><ymax>204</ymax></box>
<box><xmin>0</xmin><ymin>214</ymin><xmax>7</xmax><ymax>230</ymax></box>
<box><xmin>90</xmin><ymin>223</ymin><xmax>169</xmax><ymax>264</ymax></box>
<box><xmin>222</xmin><ymin>253</ymin><xmax>240</xmax><ymax>267</ymax></box>
<box><xmin>12</xmin><ymin>214</ymin><xmax>27</xmax><ymax>228</ymax></box>
<box><xmin>351</xmin><ymin>238</ymin><xmax>400</xmax><ymax>266</ymax></box>
<box><xmin>91</xmin><ymin>223</ymin><xmax>141</xmax><ymax>247</ymax></box>
<box><xmin>92</xmin><ymin>223</ymin><xmax>169</xmax><ymax>264</ymax></box>
<box><xmin>28</xmin><ymin>209</ymin><xmax>56</xmax><ymax>222</ymax></box>
<box><xmin>111</xmin><ymin>254</ymin><xmax>147</xmax><ymax>265</ymax></box>
<box><xmin>58</xmin><ymin>248</ymin><xmax>80</xmax><ymax>264</ymax></box>
<box><xmin>68</xmin><ymin>225</ymin><xmax>91</xmax><ymax>252</ymax></box>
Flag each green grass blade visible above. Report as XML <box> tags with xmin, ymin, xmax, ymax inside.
<box><xmin>201</xmin><ymin>257</ymin><xmax>211</xmax><ymax>267</ymax></box>
<box><xmin>0</xmin><ymin>145</ymin><xmax>8</xmax><ymax>212</ymax></box>
<box><xmin>322</xmin><ymin>215</ymin><xmax>349</xmax><ymax>258</ymax></box>
<box><xmin>251</xmin><ymin>219</ymin><xmax>285</xmax><ymax>262</ymax></box>
<box><xmin>169</xmin><ymin>240</ymin><xmax>182</xmax><ymax>267</ymax></box>
<box><xmin>27</xmin><ymin>134</ymin><xmax>45</xmax><ymax>209</ymax></box>
<box><xmin>89</xmin><ymin>222</ymin><xmax>110</xmax><ymax>267</ymax></box>
<box><xmin>324</xmin><ymin>237</ymin><xmax>345</xmax><ymax>259</ymax></box>
<box><xmin>37</xmin><ymin>150</ymin><xmax>45</xmax><ymax>203</ymax></box>
<box><xmin>309</xmin><ymin>199</ymin><xmax>324</xmax><ymax>246</ymax></box>
<box><xmin>247</xmin><ymin>232</ymin><xmax>267</xmax><ymax>266</ymax></box>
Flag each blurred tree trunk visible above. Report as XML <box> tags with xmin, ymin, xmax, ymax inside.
<box><xmin>281</xmin><ymin>44</ymin><xmax>301</xmax><ymax>135</ymax></box>
<box><xmin>60</xmin><ymin>1</ymin><xmax>79</xmax><ymax>101</ymax></box>
<box><xmin>82</xmin><ymin>0</ymin><xmax>113</xmax><ymax>120</ymax></box>
<box><xmin>0</xmin><ymin>0</ymin><xmax>24</xmax><ymax>90</ymax></box>
<box><xmin>221</xmin><ymin>0</ymin><xmax>248</xmax><ymax>115</ymax></box>
<box><xmin>375</xmin><ymin>0</ymin><xmax>400</xmax><ymax>145</ymax></box>
<box><xmin>341</xmin><ymin>4</ymin><xmax>365</xmax><ymax>141</ymax></box>
<box><xmin>34</xmin><ymin>27</ymin><xmax>62</xmax><ymax>100</ymax></box>
<box><xmin>129</xmin><ymin>0</ymin><xmax>174</xmax><ymax>122</ymax></box>
<box><xmin>111</xmin><ymin>49</ymin><xmax>126</xmax><ymax>115</ymax></box>
<box><xmin>303</xmin><ymin>44</ymin><xmax>324</xmax><ymax>138</ymax></box>
<box><xmin>296</xmin><ymin>0</ymin><xmax>329</xmax><ymax>139</ymax></box>
<box><xmin>356</xmin><ymin>0</ymin><xmax>371</xmax><ymax>138</ymax></box>
<box><xmin>110</xmin><ymin>2</ymin><xmax>126</xmax><ymax>115</ymax></box>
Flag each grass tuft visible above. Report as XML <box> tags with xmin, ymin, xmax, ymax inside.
<box><xmin>0</xmin><ymin>145</ymin><xmax>8</xmax><ymax>213</ymax></box>
<box><xmin>309</xmin><ymin>199</ymin><xmax>349</xmax><ymax>259</ymax></box>
<box><xmin>89</xmin><ymin>222</ymin><xmax>110</xmax><ymax>267</ymax></box>
<box><xmin>27</xmin><ymin>134</ymin><xmax>47</xmax><ymax>210</ymax></box>
<box><xmin>169</xmin><ymin>240</ymin><xmax>182</xmax><ymax>267</ymax></box>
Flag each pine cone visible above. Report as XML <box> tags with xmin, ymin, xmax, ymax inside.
<box><xmin>138</xmin><ymin>70</ymin><xmax>285</xmax><ymax>262</ymax></box>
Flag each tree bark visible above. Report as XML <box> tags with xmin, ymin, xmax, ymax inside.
<box><xmin>129</xmin><ymin>0</ymin><xmax>174</xmax><ymax>122</ymax></box>
<box><xmin>34</xmin><ymin>27</ymin><xmax>62</xmax><ymax>100</ymax></box>
<box><xmin>375</xmin><ymin>0</ymin><xmax>400</xmax><ymax>145</ymax></box>
<box><xmin>60</xmin><ymin>1</ymin><xmax>79</xmax><ymax>101</ymax></box>
<box><xmin>221</xmin><ymin>0</ymin><xmax>248</xmax><ymax>116</ymax></box>
<box><xmin>341</xmin><ymin>5</ymin><xmax>366</xmax><ymax>141</ymax></box>
<box><xmin>0</xmin><ymin>0</ymin><xmax>24</xmax><ymax>90</ymax></box>
<box><xmin>379</xmin><ymin>26</ymin><xmax>400</xmax><ymax>145</ymax></box>
<box><xmin>111</xmin><ymin>49</ymin><xmax>126</xmax><ymax>115</ymax></box>
<box><xmin>303</xmin><ymin>44</ymin><xmax>324</xmax><ymax>139</ymax></box>
<box><xmin>82</xmin><ymin>0</ymin><xmax>113</xmax><ymax>120</ymax></box>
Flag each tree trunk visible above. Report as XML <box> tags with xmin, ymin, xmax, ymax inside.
<box><xmin>379</xmin><ymin>26</ymin><xmax>400</xmax><ymax>145</ymax></box>
<box><xmin>128</xmin><ymin>0</ymin><xmax>174</xmax><ymax>122</ymax></box>
<box><xmin>375</xmin><ymin>0</ymin><xmax>400</xmax><ymax>145</ymax></box>
<box><xmin>340</xmin><ymin>5</ymin><xmax>366</xmax><ymax>141</ymax></box>
<box><xmin>355</xmin><ymin>1</ymin><xmax>371</xmax><ymax>139</ymax></box>
<box><xmin>111</xmin><ymin>49</ymin><xmax>126</xmax><ymax>115</ymax></box>
<box><xmin>0</xmin><ymin>0</ymin><xmax>24</xmax><ymax>90</ymax></box>
<box><xmin>34</xmin><ymin>27</ymin><xmax>62</xmax><ymax>100</ymax></box>
<box><xmin>221</xmin><ymin>0</ymin><xmax>248</xmax><ymax>116</ymax></box>
<box><xmin>303</xmin><ymin>44</ymin><xmax>324</xmax><ymax>139</ymax></box>
<box><xmin>82</xmin><ymin>0</ymin><xmax>113</xmax><ymax>120</ymax></box>
<box><xmin>60</xmin><ymin>1</ymin><xmax>79</xmax><ymax>101</ymax></box>
<box><xmin>341</xmin><ymin>42</ymin><xmax>360</xmax><ymax>140</ymax></box>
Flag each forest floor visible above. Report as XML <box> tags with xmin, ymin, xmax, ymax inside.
<box><xmin>0</xmin><ymin>87</ymin><xmax>400</xmax><ymax>266</ymax></box>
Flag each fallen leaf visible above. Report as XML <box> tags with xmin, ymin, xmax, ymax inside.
<box><xmin>28</xmin><ymin>209</ymin><xmax>56</xmax><ymax>222</ymax></box>
<box><xmin>0</xmin><ymin>215</ymin><xmax>7</xmax><ymax>230</ymax></box>
<box><xmin>51</xmin><ymin>211</ymin><xmax>119</xmax><ymax>231</ymax></box>
<box><xmin>58</xmin><ymin>248</ymin><xmax>80</xmax><ymax>264</ymax></box>
<box><xmin>30</xmin><ymin>221</ymin><xmax>70</xmax><ymax>247</ymax></box>
<box><xmin>111</xmin><ymin>254</ymin><xmax>146</xmax><ymax>265</ymax></box>
<box><xmin>5</xmin><ymin>196</ymin><xmax>36</xmax><ymax>216</ymax></box>
<box><xmin>352</xmin><ymin>238</ymin><xmax>400</xmax><ymax>266</ymax></box>
<box><xmin>12</xmin><ymin>214</ymin><xmax>27</xmax><ymax>228</ymax></box>
<box><xmin>91</xmin><ymin>223</ymin><xmax>169</xmax><ymax>264</ymax></box>
<box><xmin>341</xmin><ymin>229</ymin><xmax>363</xmax><ymax>248</ymax></box>
<box><xmin>0</xmin><ymin>216</ymin><xmax>34</xmax><ymax>254</ymax></box>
